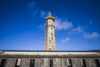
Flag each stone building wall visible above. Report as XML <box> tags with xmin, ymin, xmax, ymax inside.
<box><xmin>0</xmin><ymin>58</ymin><xmax>100</xmax><ymax>67</ymax></box>
<box><xmin>0</xmin><ymin>51</ymin><xmax>100</xmax><ymax>67</ymax></box>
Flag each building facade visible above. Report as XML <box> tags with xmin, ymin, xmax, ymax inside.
<box><xmin>0</xmin><ymin>12</ymin><xmax>100</xmax><ymax>67</ymax></box>
<box><xmin>0</xmin><ymin>51</ymin><xmax>100</xmax><ymax>67</ymax></box>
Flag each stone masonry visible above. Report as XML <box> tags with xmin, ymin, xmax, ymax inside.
<box><xmin>0</xmin><ymin>50</ymin><xmax>100</xmax><ymax>67</ymax></box>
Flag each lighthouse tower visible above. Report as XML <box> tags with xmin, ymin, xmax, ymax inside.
<box><xmin>44</xmin><ymin>12</ymin><xmax>56</xmax><ymax>51</ymax></box>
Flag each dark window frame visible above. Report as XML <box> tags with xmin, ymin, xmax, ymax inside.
<box><xmin>95</xmin><ymin>59</ymin><xmax>100</xmax><ymax>67</ymax></box>
<box><xmin>82</xmin><ymin>59</ymin><xmax>86</xmax><ymax>67</ymax></box>
<box><xmin>15</xmin><ymin>59</ymin><xmax>21</xmax><ymax>67</ymax></box>
<box><xmin>68</xmin><ymin>59</ymin><xmax>72</xmax><ymax>67</ymax></box>
<box><xmin>30</xmin><ymin>59</ymin><xmax>35</xmax><ymax>67</ymax></box>
<box><xmin>0</xmin><ymin>59</ymin><xmax>6</xmax><ymax>67</ymax></box>
<box><xmin>50</xmin><ymin>59</ymin><xmax>53</xmax><ymax>67</ymax></box>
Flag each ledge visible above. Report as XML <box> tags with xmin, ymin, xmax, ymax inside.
<box><xmin>0</xmin><ymin>54</ymin><xmax>100</xmax><ymax>58</ymax></box>
<box><xmin>0</xmin><ymin>50</ymin><xmax>100</xmax><ymax>52</ymax></box>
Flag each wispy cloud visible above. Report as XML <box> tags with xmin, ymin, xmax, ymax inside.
<box><xmin>84</xmin><ymin>32</ymin><xmax>100</xmax><ymax>39</ymax></box>
<box><xmin>27</xmin><ymin>1</ymin><xmax>73</xmax><ymax>31</ymax></box>
<box><xmin>71</xmin><ymin>26</ymin><xmax>83</xmax><ymax>33</ymax></box>
<box><xmin>67</xmin><ymin>26</ymin><xmax>83</xmax><ymax>35</ymax></box>
<box><xmin>62</xmin><ymin>37</ymin><xmax>70</xmax><ymax>44</ymax></box>
<box><xmin>27</xmin><ymin>1</ymin><xmax>46</xmax><ymax>17</ymax></box>
<box><xmin>55</xmin><ymin>17</ymin><xmax>73</xmax><ymax>30</ymax></box>
<box><xmin>27</xmin><ymin>1</ymin><xmax>39</xmax><ymax>17</ymax></box>
<box><xmin>40</xmin><ymin>11</ymin><xmax>46</xmax><ymax>17</ymax></box>
<box><xmin>30</xmin><ymin>1</ymin><xmax>100</xmax><ymax>41</ymax></box>
<box><xmin>38</xmin><ymin>24</ymin><xmax>45</xmax><ymax>30</ymax></box>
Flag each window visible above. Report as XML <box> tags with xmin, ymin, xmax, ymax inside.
<box><xmin>95</xmin><ymin>59</ymin><xmax>100</xmax><ymax>67</ymax></box>
<box><xmin>67</xmin><ymin>59</ymin><xmax>72</xmax><ymax>67</ymax></box>
<box><xmin>49</xmin><ymin>33</ymin><xmax>50</xmax><ymax>34</ymax></box>
<box><xmin>49</xmin><ymin>48</ymin><xmax>51</xmax><ymax>50</ymax></box>
<box><xmin>49</xmin><ymin>29</ymin><xmax>51</xmax><ymax>33</ymax></box>
<box><xmin>49</xmin><ymin>33</ymin><xmax>51</xmax><ymax>38</ymax></box>
<box><xmin>49</xmin><ymin>27</ymin><xmax>51</xmax><ymax>33</ymax></box>
<box><xmin>49</xmin><ymin>40</ymin><xmax>51</xmax><ymax>45</ymax></box>
<box><xmin>0</xmin><ymin>59</ymin><xmax>6</xmax><ymax>67</ymax></box>
<box><xmin>81</xmin><ymin>59</ymin><xmax>86</xmax><ymax>67</ymax></box>
<box><xmin>15</xmin><ymin>59</ymin><xmax>21</xmax><ymax>67</ymax></box>
<box><xmin>50</xmin><ymin>59</ymin><xmax>53</xmax><ymax>67</ymax></box>
<box><xmin>49</xmin><ymin>27</ymin><xmax>51</xmax><ymax>30</ymax></box>
<box><xmin>30</xmin><ymin>59</ymin><xmax>35</xmax><ymax>67</ymax></box>
<box><xmin>48</xmin><ymin>20</ymin><xmax>51</xmax><ymax>24</ymax></box>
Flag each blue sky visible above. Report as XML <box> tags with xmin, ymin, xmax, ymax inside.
<box><xmin>0</xmin><ymin>0</ymin><xmax>100</xmax><ymax>50</ymax></box>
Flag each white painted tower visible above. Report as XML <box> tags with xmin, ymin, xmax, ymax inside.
<box><xmin>44</xmin><ymin>12</ymin><xmax>56</xmax><ymax>50</ymax></box>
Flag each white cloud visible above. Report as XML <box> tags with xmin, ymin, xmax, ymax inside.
<box><xmin>27</xmin><ymin>1</ymin><xmax>47</xmax><ymax>18</ymax></box>
<box><xmin>28</xmin><ymin>1</ymin><xmax>36</xmax><ymax>7</ymax></box>
<box><xmin>27</xmin><ymin>1</ymin><xmax>39</xmax><ymax>16</ymax></box>
<box><xmin>27</xmin><ymin>2</ymin><xmax>72</xmax><ymax>31</ymax></box>
<box><xmin>84</xmin><ymin>32</ymin><xmax>100</xmax><ymax>39</ymax></box>
<box><xmin>72</xmin><ymin>26</ymin><xmax>83</xmax><ymax>33</ymax></box>
<box><xmin>40</xmin><ymin>11</ymin><xmax>46</xmax><ymax>17</ymax></box>
<box><xmin>66</xmin><ymin>26</ymin><xmax>83</xmax><ymax>35</ymax></box>
<box><xmin>55</xmin><ymin>17</ymin><xmax>73</xmax><ymax>30</ymax></box>
<box><xmin>62</xmin><ymin>37</ymin><xmax>70</xmax><ymax>44</ymax></box>
<box><xmin>38</xmin><ymin>24</ymin><xmax>45</xmax><ymax>30</ymax></box>
<box><xmin>27</xmin><ymin>1</ymin><xmax>48</xmax><ymax>17</ymax></box>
